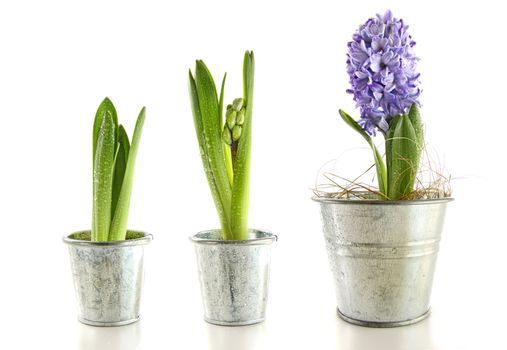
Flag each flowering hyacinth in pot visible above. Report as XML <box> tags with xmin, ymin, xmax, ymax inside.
<box><xmin>188</xmin><ymin>51</ymin><xmax>276</xmax><ymax>326</ymax></box>
<box><xmin>63</xmin><ymin>98</ymin><xmax>152</xmax><ymax>326</ymax></box>
<box><xmin>313</xmin><ymin>11</ymin><xmax>452</xmax><ymax>327</ymax></box>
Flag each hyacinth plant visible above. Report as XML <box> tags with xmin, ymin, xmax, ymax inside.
<box><xmin>188</xmin><ymin>51</ymin><xmax>254</xmax><ymax>240</ymax></box>
<box><xmin>91</xmin><ymin>98</ymin><xmax>145</xmax><ymax>241</ymax></box>
<box><xmin>339</xmin><ymin>10</ymin><xmax>424</xmax><ymax>200</ymax></box>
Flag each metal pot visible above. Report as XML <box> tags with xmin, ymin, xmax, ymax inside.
<box><xmin>314</xmin><ymin>196</ymin><xmax>452</xmax><ymax>327</ymax></box>
<box><xmin>63</xmin><ymin>230</ymin><xmax>152</xmax><ymax>326</ymax></box>
<box><xmin>190</xmin><ymin>229</ymin><xmax>276</xmax><ymax>326</ymax></box>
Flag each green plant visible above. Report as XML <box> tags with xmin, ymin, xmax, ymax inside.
<box><xmin>339</xmin><ymin>104</ymin><xmax>423</xmax><ymax>200</ymax></box>
<box><xmin>188</xmin><ymin>51</ymin><xmax>254</xmax><ymax>240</ymax></box>
<box><xmin>91</xmin><ymin>97</ymin><xmax>145</xmax><ymax>241</ymax></box>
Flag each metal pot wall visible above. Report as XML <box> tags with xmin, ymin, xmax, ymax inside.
<box><xmin>314</xmin><ymin>196</ymin><xmax>452</xmax><ymax>327</ymax></box>
<box><xmin>190</xmin><ymin>229</ymin><xmax>276</xmax><ymax>326</ymax></box>
<box><xmin>64</xmin><ymin>230</ymin><xmax>152</xmax><ymax>326</ymax></box>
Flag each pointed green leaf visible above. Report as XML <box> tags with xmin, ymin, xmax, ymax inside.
<box><xmin>339</xmin><ymin>109</ymin><xmax>372</xmax><ymax>144</ymax></box>
<box><xmin>189</xmin><ymin>70</ymin><xmax>206</xmax><ymax>149</ymax></box>
<box><xmin>111</xmin><ymin>125</ymin><xmax>130</xmax><ymax>220</ymax></box>
<box><xmin>189</xmin><ymin>69</ymin><xmax>223</xmax><ymax>198</ymax></box>
<box><xmin>92</xmin><ymin>111</ymin><xmax>116</xmax><ymax>242</ymax></box>
<box><xmin>218</xmin><ymin>73</ymin><xmax>227</xmax><ymax>127</ymax></box>
<box><xmin>189</xmin><ymin>65</ymin><xmax>232</xmax><ymax>239</ymax></box>
<box><xmin>195</xmin><ymin>60</ymin><xmax>233</xmax><ymax>238</ymax></box>
<box><xmin>339</xmin><ymin>109</ymin><xmax>387</xmax><ymax>195</ymax></box>
<box><xmin>93</xmin><ymin>97</ymin><xmax>118</xmax><ymax>167</ymax></box>
<box><xmin>109</xmin><ymin>108</ymin><xmax>145</xmax><ymax>241</ymax></box>
<box><xmin>230</xmin><ymin>51</ymin><xmax>255</xmax><ymax>240</ymax></box>
<box><xmin>218</xmin><ymin>73</ymin><xmax>234</xmax><ymax>186</ymax></box>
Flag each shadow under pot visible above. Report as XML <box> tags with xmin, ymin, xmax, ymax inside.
<box><xmin>63</xmin><ymin>231</ymin><xmax>152</xmax><ymax>326</ymax></box>
<box><xmin>313</xmin><ymin>196</ymin><xmax>452</xmax><ymax>327</ymax></box>
<box><xmin>190</xmin><ymin>229</ymin><xmax>277</xmax><ymax>326</ymax></box>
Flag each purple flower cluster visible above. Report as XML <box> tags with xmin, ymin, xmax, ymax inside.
<box><xmin>346</xmin><ymin>10</ymin><xmax>421</xmax><ymax>135</ymax></box>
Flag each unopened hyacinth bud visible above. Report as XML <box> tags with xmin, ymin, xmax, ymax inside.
<box><xmin>232</xmin><ymin>98</ymin><xmax>244</xmax><ymax>112</ymax></box>
<box><xmin>226</xmin><ymin>108</ymin><xmax>237</xmax><ymax>129</ymax></box>
<box><xmin>236</xmin><ymin>109</ymin><xmax>245</xmax><ymax>125</ymax></box>
<box><xmin>223</xmin><ymin>97</ymin><xmax>246</xmax><ymax>145</ymax></box>
<box><xmin>232</xmin><ymin>125</ymin><xmax>242</xmax><ymax>141</ymax></box>
<box><xmin>222</xmin><ymin>126</ymin><xmax>232</xmax><ymax>145</ymax></box>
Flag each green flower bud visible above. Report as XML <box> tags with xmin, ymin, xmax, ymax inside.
<box><xmin>222</xmin><ymin>127</ymin><xmax>232</xmax><ymax>145</ymax></box>
<box><xmin>226</xmin><ymin>104</ymin><xmax>232</xmax><ymax>110</ymax></box>
<box><xmin>236</xmin><ymin>108</ymin><xmax>245</xmax><ymax>125</ymax></box>
<box><xmin>232</xmin><ymin>98</ymin><xmax>244</xmax><ymax>112</ymax></box>
<box><xmin>226</xmin><ymin>109</ymin><xmax>237</xmax><ymax>129</ymax></box>
<box><xmin>232</xmin><ymin>125</ymin><xmax>242</xmax><ymax>141</ymax></box>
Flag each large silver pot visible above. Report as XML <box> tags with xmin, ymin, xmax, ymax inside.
<box><xmin>314</xmin><ymin>196</ymin><xmax>452</xmax><ymax>327</ymax></box>
<box><xmin>190</xmin><ymin>229</ymin><xmax>276</xmax><ymax>326</ymax></box>
<box><xmin>63</xmin><ymin>230</ymin><xmax>152</xmax><ymax>326</ymax></box>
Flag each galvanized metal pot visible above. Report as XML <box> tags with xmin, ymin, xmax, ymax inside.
<box><xmin>190</xmin><ymin>229</ymin><xmax>276</xmax><ymax>326</ymax></box>
<box><xmin>314</xmin><ymin>196</ymin><xmax>452</xmax><ymax>327</ymax></box>
<box><xmin>63</xmin><ymin>230</ymin><xmax>152</xmax><ymax>327</ymax></box>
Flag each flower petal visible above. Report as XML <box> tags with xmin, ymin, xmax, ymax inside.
<box><xmin>346</xmin><ymin>10</ymin><xmax>420</xmax><ymax>134</ymax></box>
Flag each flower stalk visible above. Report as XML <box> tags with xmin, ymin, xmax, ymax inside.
<box><xmin>188</xmin><ymin>51</ymin><xmax>254</xmax><ymax>240</ymax></box>
<box><xmin>91</xmin><ymin>98</ymin><xmax>145</xmax><ymax>241</ymax></box>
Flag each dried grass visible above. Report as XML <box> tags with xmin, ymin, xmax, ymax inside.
<box><xmin>313</xmin><ymin>144</ymin><xmax>452</xmax><ymax>200</ymax></box>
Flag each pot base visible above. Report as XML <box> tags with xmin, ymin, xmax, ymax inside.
<box><xmin>78</xmin><ymin>316</ymin><xmax>140</xmax><ymax>327</ymax></box>
<box><xmin>204</xmin><ymin>317</ymin><xmax>265</xmax><ymax>327</ymax></box>
<box><xmin>337</xmin><ymin>308</ymin><xmax>430</xmax><ymax>328</ymax></box>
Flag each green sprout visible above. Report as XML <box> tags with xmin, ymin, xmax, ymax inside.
<box><xmin>188</xmin><ymin>51</ymin><xmax>254</xmax><ymax>240</ymax></box>
<box><xmin>91</xmin><ymin>98</ymin><xmax>145</xmax><ymax>241</ymax></box>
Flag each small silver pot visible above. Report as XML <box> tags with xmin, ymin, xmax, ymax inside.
<box><xmin>63</xmin><ymin>230</ymin><xmax>152</xmax><ymax>326</ymax></box>
<box><xmin>314</xmin><ymin>196</ymin><xmax>452</xmax><ymax>327</ymax></box>
<box><xmin>190</xmin><ymin>229</ymin><xmax>276</xmax><ymax>326</ymax></box>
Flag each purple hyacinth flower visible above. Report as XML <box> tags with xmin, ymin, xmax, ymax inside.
<box><xmin>346</xmin><ymin>10</ymin><xmax>421</xmax><ymax>135</ymax></box>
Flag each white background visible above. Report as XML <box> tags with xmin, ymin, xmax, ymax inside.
<box><xmin>0</xmin><ymin>0</ymin><xmax>505</xmax><ymax>349</ymax></box>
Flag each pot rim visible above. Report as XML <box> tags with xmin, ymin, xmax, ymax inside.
<box><xmin>190</xmin><ymin>228</ymin><xmax>277</xmax><ymax>246</ymax></box>
<box><xmin>63</xmin><ymin>230</ymin><xmax>153</xmax><ymax>247</ymax></box>
<box><xmin>312</xmin><ymin>195</ymin><xmax>454</xmax><ymax>206</ymax></box>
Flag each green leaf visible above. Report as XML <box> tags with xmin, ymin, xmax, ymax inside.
<box><xmin>92</xmin><ymin>111</ymin><xmax>116</xmax><ymax>242</ymax></box>
<box><xmin>387</xmin><ymin>115</ymin><xmax>418</xmax><ymax>199</ymax></box>
<box><xmin>218</xmin><ymin>73</ymin><xmax>227</xmax><ymax>127</ymax></box>
<box><xmin>109</xmin><ymin>108</ymin><xmax>145</xmax><ymax>241</ymax></box>
<box><xmin>230</xmin><ymin>51</ymin><xmax>255</xmax><ymax>240</ymax></box>
<box><xmin>408</xmin><ymin>103</ymin><xmax>424</xmax><ymax>152</ymax></box>
<box><xmin>339</xmin><ymin>109</ymin><xmax>387</xmax><ymax>195</ymax></box>
<box><xmin>386</xmin><ymin>106</ymin><xmax>423</xmax><ymax>198</ymax></box>
<box><xmin>385</xmin><ymin>114</ymin><xmax>401</xmax><ymax>195</ymax></box>
<box><xmin>218</xmin><ymin>73</ymin><xmax>233</xmax><ymax>186</ymax></box>
<box><xmin>189</xmin><ymin>63</ymin><xmax>232</xmax><ymax>239</ymax></box>
<box><xmin>93</xmin><ymin>97</ymin><xmax>118</xmax><ymax>167</ymax></box>
<box><xmin>111</xmin><ymin>125</ymin><xmax>130</xmax><ymax>220</ymax></box>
